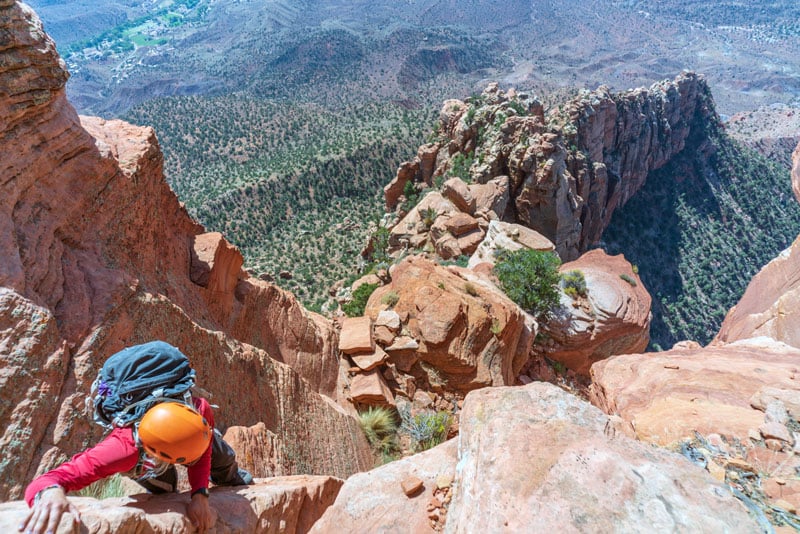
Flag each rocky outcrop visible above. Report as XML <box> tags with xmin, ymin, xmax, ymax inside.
<box><xmin>382</xmin><ymin>73</ymin><xmax>714</xmax><ymax>261</ymax></box>
<box><xmin>538</xmin><ymin>249</ymin><xmax>651</xmax><ymax>375</ymax></box>
<box><xmin>0</xmin><ymin>1</ymin><xmax>371</xmax><ymax>501</ymax></box>
<box><xmin>715</xmin><ymin>233</ymin><xmax>800</xmax><ymax>348</ymax></box>
<box><xmin>0</xmin><ymin>477</ymin><xmax>342</xmax><ymax>533</ymax></box>
<box><xmin>362</xmin><ymin>255</ymin><xmax>535</xmax><ymax>395</ymax></box>
<box><xmin>590</xmin><ymin>338</ymin><xmax>800</xmax><ymax>447</ymax></box>
<box><xmin>310</xmin><ymin>440</ymin><xmax>458</xmax><ymax>533</ymax></box>
<box><xmin>313</xmin><ymin>382</ymin><xmax>757</xmax><ymax>532</ymax></box>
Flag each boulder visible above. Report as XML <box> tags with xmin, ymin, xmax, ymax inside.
<box><xmin>540</xmin><ymin>249</ymin><xmax>652</xmax><ymax>375</ymax></box>
<box><xmin>311</xmin><ymin>440</ymin><xmax>458</xmax><ymax>534</ymax></box>
<box><xmin>468</xmin><ymin>220</ymin><xmax>554</xmax><ymax>269</ymax></box>
<box><xmin>590</xmin><ymin>338</ymin><xmax>800</xmax><ymax>446</ymax></box>
<box><xmin>441</xmin><ymin>177</ymin><xmax>476</xmax><ymax>214</ymax></box>
<box><xmin>351</xmin><ymin>345</ymin><xmax>388</xmax><ymax>371</ymax></box>
<box><xmin>0</xmin><ymin>477</ymin><xmax>342</xmax><ymax>534</ymax></box>
<box><xmin>350</xmin><ymin>369</ymin><xmax>395</xmax><ymax>407</ymax></box>
<box><xmin>447</xmin><ymin>382</ymin><xmax>756</xmax><ymax>532</ymax></box>
<box><xmin>314</xmin><ymin>382</ymin><xmax>757</xmax><ymax>532</ymax></box>
<box><xmin>366</xmin><ymin>255</ymin><xmax>534</xmax><ymax>392</ymax></box>
<box><xmin>339</xmin><ymin>316</ymin><xmax>374</xmax><ymax>355</ymax></box>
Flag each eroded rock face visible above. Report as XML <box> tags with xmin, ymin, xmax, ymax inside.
<box><xmin>590</xmin><ymin>338</ymin><xmax>800</xmax><ymax>446</ymax></box>
<box><xmin>0</xmin><ymin>1</ymin><xmax>370</xmax><ymax>500</ymax></box>
<box><xmin>0</xmin><ymin>477</ymin><xmax>342</xmax><ymax>534</ymax></box>
<box><xmin>716</xmin><ymin>233</ymin><xmax>800</xmax><ymax>348</ymax></box>
<box><xmin>314</xmin><ymin>382</ymin><xmax>756</xmax><ymax>532</ymax></box>
<box><xmin>384</xmin><ymin>73</ymin><xmax>714</xmax><ymax>261</ymax></box>
<box><xmin>539</xmin><ymin>249</ymin><xmax>651</xmax><ymax>375</ymax></box>
<box><xmin>364</xmin><ymin>255</ymin><xmax>534</xmax><ymax>393</ymax></box>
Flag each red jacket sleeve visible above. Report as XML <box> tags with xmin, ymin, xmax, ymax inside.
<box><xmin>24</xmin><ymin>428</ymin><xmax>139</xmax><ymax>506</ymax></box>
<box><xmin>187</xmin><ymin>397</ymin><xmax>214</xmax><ymax>493</ymax></box>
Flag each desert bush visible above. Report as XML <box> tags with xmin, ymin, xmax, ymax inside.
<box><xmin>398</xmin><ymin>405</ymin><xmax>451</xmax><ymax>452</ymax></box>
<box><xmin>619</xmin><ymin>273</ymin><xmax>637</xmax><ymax>286</ymax></box>
<box><xmin>342</xmin><ymin>282</ymin><xmax>378</xmax><ymax>317</ymax></box>
<box><xmin>494</xmin><ymin>249</ymin><xmax>562</xmax><ymax>318</ymax></box>
<box><xmin>74</xmin><ymin>474</ymin><xmax>127</xmax><ymax>499</ymax></box>
<box><xmin>358</xmin><ymin>406</ymin><xmax>398</xmax><ymax>453</ymax></box>
<box><xmin>561</xmin><ymin>269</ymin><xmax>587</xmax><ymax>299</ymax></box>
<box><xmin>464</xmin><ymin>282</ymin><xmax>479</xmax><ymax>296</ymax></box>
<box><xmin>380</xmin><ymin>290</ymin><xmax>400</xmax><ymax>307</ymax></box>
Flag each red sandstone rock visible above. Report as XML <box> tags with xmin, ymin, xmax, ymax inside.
<box><xmin>223</xmin><ymin>423</ymin><xmax>285</xmax><ymax>478</ymax></box>
<box><xmin>0</xmin><ymin>2</ymin><xmax>370</xmax><ymax>500</ymax></box>
<box><xmin>351</xmin><ymin>346</ymin><xmax>388</xmax><ymax>371</ymax></box>
<box><xmin>716</xmin><ymin>233</ymin><xmax>800</xmax><ymax>348</ymax></box>
<box><xmin>441</xmin><ymin>177</ymin><xmax>476</xmax><ymax>214</ymax></box>
<box><xmin>349</xmin><ymin>369</ymin><xmax>395</xmax><ymax>406</ymax></box>
<box><xmin>339</xmin><ymin>316</ymin><xmax>374</xmax><ymax>354</ymax></box>
<box><xmin>540</xmin><ymin>249</ymin><xmax>651</xmax><ymax>375</ymax></box>
<box><xmin>366</xmin><ymin>255</ymin><xmax>535</xmax><ymax>393</ymax></box>
<box><xmin>316</xmin><ymin>382</ymin><xmax>757</xmax><ymax>532</ymax></box>
<box><xmin>0</xmin><ymin>478</ymin><xmax>343</xmax><ymax>533</ymax></box>
<box><xmin>590</xmin><ymin>338</ymin><xmax>800</xmax><ymax>446</ymax></box>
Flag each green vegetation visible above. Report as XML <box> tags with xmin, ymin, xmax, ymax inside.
<box><xmin>601</xmin><ymin>119</ymin><xmax>800</xmax><ymax>348</ymax></box>
<box><xmin>464</xmin><ymin>282</ymin><xmax>479</xmax><ymax>297</ymax></box>
<box><xmin>124</xmin><ymin>96</ymin><xmax>434</xmax><ymax>311</ymax></box>
<box><xmin>73</xmin><ymin>474</ymin><xmax>127</xmax><ymax>499</ymax></box>
<box><xmin>561</xmin><ymin>270</ymin><xmax>587</xmax><ymax>298</ymax></box>
<box><xmin>446</xmin><ymin>151</ymin><xmax>474</xmax><ymax>182</ymax></box>
<box><xmin>380</xmin><ymin>291</ymin><xmax>400</xmax><ymax>307</ymax></box>
<box><xmin>398</xmin><ymin>405</ymin><xmax>451</xmax><ymax>452</ymax></box>
<box><xmin>494</xmin><ymin>249</ymin><xmax>562</xmax><ymax>318</ymax></box>
<box><xmin>358</xmin><ymin>407</ymin><xmax>398</xmax><ymax>462</ymax></box>
<box><xmin>342</xmin><ymin>283</ymin><xmax>378</xmax><ymax>317</ymax></box>
<box><xmin>619</xmin><ymin>273</ymin><xmax>637</xmax><ymax>287</ymax></box>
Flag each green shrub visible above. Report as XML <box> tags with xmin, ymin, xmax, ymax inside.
<box><xmin>494</xmin><ymin>249</ymin><xmax>562</xmax><ymax>318</ymax></box>
<box><xmin>446</xmin><ymin>152</ymin><xmax>474</xmax><ymax>182</ymax></box>
<box><xmin>398</xmin><ymin>405</ymin><xmax>451</xmax><ymax>452</ymax></box>
<box><xmin>358</xmin><ymin>406</ymin><xmax>398</xmax><ymax>452</ymax></box>
<box><xmin>420</xmin><ymin>207</ymin><xmax>438</xmax><ymax>227</ymax></box>
<box><xmin>464</xmin><ymin>282</ymin><xmax>479</xmax><ymax>296</ymax></box>
<box><xmin>380</xmin><ymin>290</ymin><xmax>399</xmax><ymax>307</ymax></box>
<box><xmin>74</xmin><ymin>474</ymin><xmax>127</xmax><ymax>499</ymax></box>
<box><xmin>561</xmin><ymin>269</ymin><xmax>587</xmax><ymax>299</ymax></box>
<box><xmin>439</xmin><ymin>255</ymin><xmax>470</xmax><ymax>268</ymax></box>
<box><xmin>342</xmin><ymin>282</ymin><xmax>378</xmax><ymax>317</ymax></box>
<box><xmin>490</xmin><ymin>318</ymin><xmax>502</xmax><ymax>335</ymax></box>
<box><xmin>619</xmin><ymin>273</ymin><xmax>637</xmax><ymax>286</ymax></box>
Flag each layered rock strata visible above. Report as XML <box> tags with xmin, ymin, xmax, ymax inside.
<box><xmin>0</xmin><ymin>1</ymin><xmax>371</xmax><ymax>500</ymax></box>
<box><xmin>382</xmin><ymin>73</ymin><xmax>714</xmax><ymax>261</ymax></box>
<box><xmin>538</xmin><ymin>249</ymin><xmax>651</xmax><ymax>375</ymax></box>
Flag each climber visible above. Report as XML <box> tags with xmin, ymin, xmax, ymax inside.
<box><xmin>17</xmin><ymin>341</ymin><xmax>253</xmax><ymax>534</ymax></box>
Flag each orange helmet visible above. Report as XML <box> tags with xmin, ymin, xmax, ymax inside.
<box><xmin>138</xmin><ymin>402</ymin><xmax>211</xmax><ymax>465</ymax></box>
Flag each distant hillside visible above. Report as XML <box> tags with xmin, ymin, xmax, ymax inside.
<box><xmin>29</xmin><ymin>0</ymin><xmax>800</xmax><ymax>116</ymax></box>
<box><xmin>124</xmin><ymin>95</ymin><xmax>436</xmax><ymax>310</ymax></box>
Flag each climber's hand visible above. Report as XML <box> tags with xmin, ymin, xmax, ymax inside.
<box><xmin>18</xmin><ymin>486</ymin><xmax>81</xmax><ymax>534</ymax></box>
<box><xmin>187</xmin><ymin>491</ymin><xmax>215</xmax><ymax>533</ymax></box>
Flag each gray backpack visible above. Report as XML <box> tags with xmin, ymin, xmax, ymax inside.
<box><xmin>90</xmin><ymin>341</ymin><xmax>196</xmax><ymax>429</ymax></box>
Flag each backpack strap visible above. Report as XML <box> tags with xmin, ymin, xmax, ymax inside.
<box><xmin>112</xmin><ymin>390</ymin><xmax>194</xmax><ymax>428</ymax></box>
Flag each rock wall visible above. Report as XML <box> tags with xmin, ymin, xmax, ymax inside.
<box><xmin>383</xmin><ymin>73</ymin><xmax>714</xmax><ymax>261</ymax></box>
<box><xmin>0</xmin><ymin>1</ymin><xmax>371</xmax><ymax>500</ymax></box>
<box><xmin>793</xmin><ymin>140</ymin><xmax>800</xmax><ymax>205</ymax></box>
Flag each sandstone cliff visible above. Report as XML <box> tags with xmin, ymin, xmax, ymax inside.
<box><xmin>381</xmin><ymin>73</ymin><xmax>714</xmax><ymax>262</ymax></box>
<box><xmin>0</xmin><ymin>0</ymin><xmax>371</xmax><ymax>501</ymax></box>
